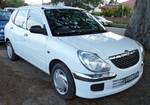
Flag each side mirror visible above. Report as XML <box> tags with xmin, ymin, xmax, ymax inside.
<box><xmin>30</xmin><ymin>25</ymin><xmax>47</xmax><ymax>35</ymax></box>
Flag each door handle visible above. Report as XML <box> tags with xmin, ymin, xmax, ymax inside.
<box><xmin>10</xmin><ymin>27</ymin><xmax>13</xmax><ymax>29</ymax></box>
<box><xmin>24</xmin><ymin>33</ymin><xmax>28</xmax><ymax>37</ymax></box>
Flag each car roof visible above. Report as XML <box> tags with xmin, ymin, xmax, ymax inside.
<box><xmin>18</xmin><ymin>5</ymin><xmax>83</xmax><ymax>10</ymax></box>
<box><xmin>4</xmin><ymin>7</ymin><xmax>16</xmax><ymax>9</ymax></box>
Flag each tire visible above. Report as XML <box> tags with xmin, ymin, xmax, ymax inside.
<box><xmin>6</xmin><ymin>41</ymin><xmax>18</xmax><ymax>61</ymax></box>
<box><xmin>51</xmin><ymin>62</ymin><xmax>75</xmax><ymax>99</ymax></box>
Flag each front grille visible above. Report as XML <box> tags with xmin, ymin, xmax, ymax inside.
<box><xmin>109</xmin><ymin>50</ymin><xmax>140</xmax><ymax>69</ymax></box>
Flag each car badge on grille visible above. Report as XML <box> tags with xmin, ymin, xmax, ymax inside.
<box><xmin>124</xmin><ymin>50</ymin><xmax>131</xmax><ymax>56</ymax></box>
<box><xmin>109</xmin><ymin>50</ymin><xmax>136</xmax><ymax>60</ymax></box>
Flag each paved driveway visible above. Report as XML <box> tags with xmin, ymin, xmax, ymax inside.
<box><xmin>106</xmin><ymin>27</ymin><xmax>126</xmax><ymax>35</ymax></box>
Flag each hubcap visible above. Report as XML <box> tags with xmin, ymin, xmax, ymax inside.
<box><xmin>53</xmin><ymin>69</ymin><xmax>68</xmax><ymax>95</ymax></box>
<box><xmin>7</xmin><ymin>43</ymin><xmax>13</xmax><ymax>59</ymax></box>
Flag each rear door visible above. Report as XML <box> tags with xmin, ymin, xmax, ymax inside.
<box><xmin>24</xmin><ymin>9</ymin><xmax>48</xmax><ymax>71</ymax></box>
<box><xmin>12</xmin><ymin>9</ymin><xmax>28</xmax><ymax>57</ymax></box>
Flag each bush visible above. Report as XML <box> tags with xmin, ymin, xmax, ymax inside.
<box><xmin>101</xmin><ymin>8</ymin><xmax>117</xmax><ymax>17</ymax></box>
<box><xmin>115</xmin><ymin>4</ymin><xmax>132</xmax><ymax>17</ymax></box>
<box><xmin>94</xmin><ymin>4</ymin><xmax>132</xmax><ymax>17</ymax></box>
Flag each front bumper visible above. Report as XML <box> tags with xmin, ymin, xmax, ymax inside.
<box><xmin>73</xmin><ymin>61</ymin><xmax>143</xmax><ymax>99</ymax></box>
<box><xmin>73</xmin><ymin>72</ymin><xmax>116</xmax><ymax>82</ymax></box>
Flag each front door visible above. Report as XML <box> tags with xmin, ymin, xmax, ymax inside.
<box><xmin>24</xmin><ymin>9</ymin><xmax>48</xmax><ymax>71</ymax></box>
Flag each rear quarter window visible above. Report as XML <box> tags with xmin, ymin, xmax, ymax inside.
<box><xmin>11</xmin><ymin>10</ymin><xmax>18</xmax><ymax>22</ymax></box>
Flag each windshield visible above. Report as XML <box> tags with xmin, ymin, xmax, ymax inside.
<box><xmin>45</xmin><ymin>9</ymin><xmax>107</xmax><ymax>36</ymax></box>
<box><xmin>0</xmin><ymin>11</ymin><xmax>11</xmax><ymax>21</ymax></box>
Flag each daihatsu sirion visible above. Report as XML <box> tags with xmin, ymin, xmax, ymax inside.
<box><xmin>5</xmin><ymin>6</ymin><xmax>144</xmax><ymax>99</ymax></box>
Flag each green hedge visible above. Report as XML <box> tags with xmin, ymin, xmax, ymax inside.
<box><xmin>92</xmin><ymin>4</ymin><xmax>132</xmax><ymax>17</ymax></box>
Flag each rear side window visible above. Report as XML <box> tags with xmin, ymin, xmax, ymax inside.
<box><xmin>14</xmin><ymin>9</ymin><xmax>28</xmax><ymax>28</ymax></box>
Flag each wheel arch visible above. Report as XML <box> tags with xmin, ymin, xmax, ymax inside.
<box><xmin>49</xmin><ymin>58</ymin><xmax>76</xmax><ymax>99</ymax></box>
<box><xmin>5</xmin><ymin>38</ymin><xmax>10</xmax><ymax>43</ymax></box>
<box><xmin>49</xmin><ymin>59</ymin><xmax>67</xmax><ymax>74</ymax></box>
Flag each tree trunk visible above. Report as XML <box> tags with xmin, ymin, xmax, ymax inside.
<box><xmin>125</xmin><ymin>0</ymin><xmax>150</xmax><ymax>51</ymax></box>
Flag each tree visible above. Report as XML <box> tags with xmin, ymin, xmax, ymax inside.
<box><xmin>125</xmin><ymin>0</ymin><xmax>150</xmax><ymax>51</ymax></box>
<box><xmin>0</xmin><ymin>0</ymin><xmax>24</xmax><ymax>8</ymax></box>
<box><xmin>51</xmin><ymin>0</ymin><xmax>103</xmax><ymax>10</ymax></box>
<box><xmin>100</xmin><ymin>4</ymin><xmax>131</xmax><ymax>17</ymax></box>
<box><xmin>109</xmin><ymin>0</ymin><xmax>115</xmax><ymax>4</ymax></box>
<box><xmin>115</xmin><ymin>4</ymin><xmax>131</xmax><ymax>17</ymax></box>
<box><xmin>0</xmin><ymin>0</ymin><xmax>7</xmax><ymax>8</ymax></box>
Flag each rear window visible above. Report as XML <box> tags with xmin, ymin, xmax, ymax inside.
<box><xmin>14</xmin><ymin>9</ymin><xmax>28</xmax><ymax>28</ymax></box>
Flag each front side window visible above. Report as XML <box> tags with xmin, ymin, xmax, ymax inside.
<box><xmin>45</xmin><ymin>9</ymin><xmax>106</xmax><ymax>36</ymax></box>
<box><xmin>26</xmin><ymin>9</ymin><xmax>44</xmax><ymax>30</ymax></box>
<box><xmin>14</xmin><ymin>9</ymin><xmax>28</xmax><ymax>28</ymax></box>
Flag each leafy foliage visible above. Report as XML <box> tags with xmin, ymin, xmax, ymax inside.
<box><xmin>0</xmin><ymin>0</ymin><xmax>24</xmax><ymax>8</ymax></box>
<box><xmin>109</xmin><ymin>0</ymin><xmax>115</xmax><ymax>4</ymax></box>
<box><xmin>93</xmin><ymin>4</ymin><xmax>132</xmax><ymax>17</ymax></box>
<box><xmin>51</xmin><ymin>0</ymin><xmax>104</xmax><ymax>10</ymax></box>
<box><xmin>115</xmin><ymin>4</ymin><xmax>132</xmax><ymax>17</ymax></box>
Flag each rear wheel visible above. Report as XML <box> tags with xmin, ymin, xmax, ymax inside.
<box><xmin>51</xmin><ymin>62</ymin><xmax>75</xmax><ymax>99</ymax></box>
<box><xmin>6</xmin><ymin>41</ymin><xmax>18</xmax><ymax>61</ymax></box>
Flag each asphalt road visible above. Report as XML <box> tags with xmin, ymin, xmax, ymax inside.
<box><xmin>106</xmin><ymin>27</ymin><xmax>126</xmax><ymax>35</ymax></box>
<box><xmin>0</xmin><ymin>27</ymin><xmax>150</xmax><ymax>105</ymax></box>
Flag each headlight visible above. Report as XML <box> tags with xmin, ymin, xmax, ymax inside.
<box><xmin>78</xmin><ymin>50</ymin><xmax>110</xmax><ymax>73</ymax></box>
<box><xmin>135</xmin><ymin>41</ymin><xmax>144</xmax><ymax>60</ymax></box>
<box><xmin>0</xmin><ymin>29</ymin><xmax>4</xmax><ymax>33</ymax></box>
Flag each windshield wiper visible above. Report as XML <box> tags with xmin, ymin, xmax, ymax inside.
<box><xmin>71</xmin><ymin>28</ymin><xmax>107</xmax><ymax>35</ymax></box>
<box><xmin>53</xmin><ymin>28</ymin><xmax>107</xmax><ymax>36</ymax></box>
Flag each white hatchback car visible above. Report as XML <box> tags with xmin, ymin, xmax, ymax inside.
<box><xmin>5</xmin><ymin>5</ymin><xmax>144</xmax><ymax>99</ymax></box>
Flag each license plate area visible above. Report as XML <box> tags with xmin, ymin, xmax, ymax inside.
<box><xmin>113</xmin><ymin>72</ymin><xmax>139</xmax><ymax>88</ymax></box>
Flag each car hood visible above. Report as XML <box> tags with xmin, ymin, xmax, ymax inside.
<box><xmin>0</xmin><ymin>20</ymin><xmax>8</xmax><ymax>28</ymax></box>
<box><xmin>58</xmin><ymin>32</ymin><xmax>138</xmax><ymax>60</ymax></box>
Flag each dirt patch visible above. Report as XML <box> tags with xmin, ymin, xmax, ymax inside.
<box><xmin>0</xmin><ymin>45</ymin><xmax>150</xmax><ymax>105</ymax></box>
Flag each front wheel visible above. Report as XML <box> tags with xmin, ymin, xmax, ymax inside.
<box><xmin>6</xmin><ymin>41</ymin><xmax>18</xmax><ymax>61</ymax></box>
<box><xmin>51</xmin><ymin>62</ymin><xmax>75</xmax><ymax>99</ymax></box>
